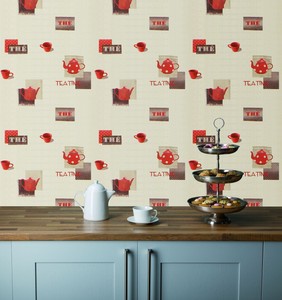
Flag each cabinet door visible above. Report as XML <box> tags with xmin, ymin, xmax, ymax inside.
<box><xmin>138</xmin><ymin>241</ymin><xmax>262</xmax><ymax>300</ymax></box>
<box><xmin>0</xmin><ymin>242</ymin><xmax>12</xmax><ymax>300</ymax></box>
<box><xmin>12</xmin><ymin>241</ymin><xmax>137</xmax><ymax>300</ymax></box>
<box><xmin>262</xmin><ymin>242</ymin><xmax>282</xmax><ymax>300</ymax></box>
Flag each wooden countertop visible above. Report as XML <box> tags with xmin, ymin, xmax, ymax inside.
<box><xmin>0</xmin><ymin>206</ymin><xmax>281</xmax><ymax>241</ymax></box>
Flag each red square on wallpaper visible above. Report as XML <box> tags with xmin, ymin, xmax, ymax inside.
<box><xmin>5</xmin><ymin>39</ymin><xmax>18</xmax><ymax>53</ymax></box>
<box><xmin>99</xmin><ymin>130</ymin><xmax>112</xmax><ymax>143</ymax></box>
<box><xmin>192</xmin><ymin>130</ymin><xmax>206</xmax><ymax>143</ymax></box>
<box><xmin>5</xmin><ymin>130</ymin><xmax>18</xmax><ymax>143</ymax></box>
<box><xmin>99</xmin><ymin>39</ymin><xmax>112</xmax><ymax>53</ymax></box>
<box><xmin>192</xmin><ymin>39</ymin><xmax>206</xmax><ymax>53</ymax></box>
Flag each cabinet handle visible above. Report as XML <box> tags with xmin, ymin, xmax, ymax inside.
<box><xmin>147</xmin><ymin>249</ymin><xmax>153</xmax><ymax>300</ymax></box>
<box><xmin>124</xmin><ymin>249</ymin><xmax>130</xmax><ymax>300</ymax></box>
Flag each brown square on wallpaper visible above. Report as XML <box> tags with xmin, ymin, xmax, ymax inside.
<box><xmin>75</xmin><ymin>72</ymin><xmax>91</xmax><ymax>89</ymax></box>
<box><xmin>245</xmin><ymin>198</ymin><xmax>263</xmax><ymax>207</ymax></box>
<box><xmin>75</xmin><ymin>163</ymin><xmax>91</xmax><ymax>180</ymax></box>
<box><xmin>169</xmin><ymin>162</ymin><xmax>185</xmax><ymax>180</ymax></box>
<box><xmin>8</xmin><ymin>135</ymin><xmax>28</xmax><ymax>145</ymax></box>
<box><xmin>149</xmin><ymin>198</ymin><xmax>169</xmax><ymax>207</ymax></box>
<box><xmin>55</xmin><ymin>17</ymin><xmax>75</xmax><ymax>30</ymax></box>
<box><xmin>150</xmin><ymin>108</ymin><xmax>169</xmax><ymax>121</ymax></box>
<box><xmin>263</xmin><ymin>72</ymin><xmax>279</xmax><ymax>89</ymax></box>
<box><xmin>243</xmin><ymin>108</ymin><xmax>263</xmax><ymax>121</ymax></box>
<box><xmin>102</xmin><ymin>45</ymin><xmax>122</xmax><ymax>54</ymax></box>
<box><xmin>149</xmin><ymin>17</ymin><xmax>169</xmax><ymax>30</ymax></box>
<box><xmin>169</xmin><ymin>72</ymin><xmax>185</xmax><ymax>89</ymax></box>
<box><xmin>243</xmin><ymin>17</ymin><xmax>263</xmax><ymax>30</ymax></box>
<box><xmin>196</xmin><ymin>45</ymin><xmax>216</xmax><ymax>54</ymax></box>
<box><xmin>263</xmin><ymin>163</ymin><xmax>279</xmax><ymax>180</ymax></box>
<box><xmin>206</xmin><ymin>89</ymin><xmax>223</xmax><ymax>106</ymax></box>
<box><xmin>55</xmin><ymin>108</ymin><xmax>75</xmax><ymax>121</ymax></box>
<box><xmin>55</xmin><ymin>198</ymin><xmax>74</xmax><ymax>207</ymax></box>
<box><xmin>8</xmin><ymin>44</ymin><xmax>28</xmax><ymax>54</ymax></box>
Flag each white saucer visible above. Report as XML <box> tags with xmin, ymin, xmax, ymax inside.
<box><xmin>127</xmin><ymin>216</ymin><xmax>159</xmax><ymax>224</ymax></box>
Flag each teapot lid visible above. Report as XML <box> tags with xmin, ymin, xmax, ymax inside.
<box><xmin>86</xmin><ymin>180</ymin><xmax>106</xmax><ymax>192</ymax></box>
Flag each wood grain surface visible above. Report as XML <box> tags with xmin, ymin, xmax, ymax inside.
<box><xmin>0</xmin><ymin>206</ymin><xmax>281</xmax><ymax>241</ymax></box>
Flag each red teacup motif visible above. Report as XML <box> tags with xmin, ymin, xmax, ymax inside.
<box><xmin>95</xmin><ymin>69</ymin><xmax>108</xmax><ymax>79</ymax></box>
<box><xmin>1</xmin><ymin>69</ymin><xmax>14</xmax><ymax>79</ymax></box>
<box><xmin>134</xmin><ymin>133</ymin><xmax>146</xmax><ymax>143</ymax></box>
<box><xmin>228</xmin><ymin>133</ymin><xmax>240</xmax><ymax>143</ymax></box>
<box><xmin>189</xmin><ymin>69</ymin><xmax>201</xmax><ymax>79</ymax></box>
<box><xmin>40</xmin><ymin>133</ymin><xmax>52</xmax><ymax>143</ymax></box>
<box><xmin>189</xmin><ymin>160</ymin><xmax>202</xmax><ymax>170</ymax></box>
<box><xmin>1</xmin><ymin>160</ymin><xmax>14</xmax><ymax>170</ymax></box>
<box><xmin>40</xmin><ymin>42</ymin><xmax>52</xmax><ymax>52</ymax></box>
<box><xmin>95</xmin><ymin>160</ymin><xmax>108</xmax><ymax>170</ymax></box>
<box><xmin>228</xmin><ymin>42</ymin><xmax>240</xmax><ymax>52</ymax></box>
<box><xmin>134</xmin><ymin>42</ymin><xmax>146</xmax><ymax>52</ymax></box>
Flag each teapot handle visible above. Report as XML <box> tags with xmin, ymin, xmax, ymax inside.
<box><xmin>79</xmin><ymin>154</ymin><xmax>85</xmax><ymax>161</ymax></box>
<box><xmin>173</xmin><ymin>63</ymin><xmax>179</xmax><ymax>70</ymax></box>
<box><xmin>79</xmin><ymin>63</ymin><xmax>85</xmax><ymax>70</ymax></box>
<box><xmin>267</xmin><ymin>63</ymin><xmax>273</xmax><ymax>70</ymax></box>
<box><xmin>173</xmin><ymin>154</ymin><xmax>179</xmax><ymax>161</ymax></box>
<box><xmin>267</xmin><ymin>153</ymin><xmax>273</xmax><ymax>161</ymax></box>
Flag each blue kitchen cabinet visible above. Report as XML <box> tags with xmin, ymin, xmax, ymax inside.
<box><xmin>138</xmin><ymin>241</ymin><xmax>263</xmax><ymax>300</ymax></box>
<box><xmin>12</xmin><ymin>241</ymin><xmax>137</xmax><ymax>300</ymax></box>
<box><xmin>0</xmin><ymin>242</ymin><xmax>13</xmax><ymax>300</ymax></box>
<box><xmin>262</xmin><ymin>242</ymin><xmax>282</xmax><ymax>300</ymax></box>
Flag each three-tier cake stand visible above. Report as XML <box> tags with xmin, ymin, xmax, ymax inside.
<box><xmin>188</xmin><ymin>118</ymin><xmax>247</xmax><ymax>224</ymax></box>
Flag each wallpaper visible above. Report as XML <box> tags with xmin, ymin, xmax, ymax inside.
<box><xmin>0</xmin><ymin>0</ymin><xmax>281</xmax><ymax>207</ymax></box>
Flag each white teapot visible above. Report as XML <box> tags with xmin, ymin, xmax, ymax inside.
<box><xmin>75</xmin><ymin>180</ymin><xmax>115</xmax><ymax>221</ymax></box>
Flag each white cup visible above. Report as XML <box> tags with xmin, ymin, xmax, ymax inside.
<box><xmin>133</xmin><ymin>206</ymin><xmax>157</xmax><ymax>223</ymax></box>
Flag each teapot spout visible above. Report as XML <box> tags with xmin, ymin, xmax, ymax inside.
<box><xmin>62</xmin><ymin>60</ymin><xmax>67</xmax><ymax>69</ymax></box>
<box><xmin>106</xmin><ymin>190</ymin><xmax>115</xmax><ymax>201</ymax></box>
<box><xmin>250</xmin><ymin>60</ymin><xmax>255</xmax><ymax>69</ymax></box>
<box><xmin>250</xmin><ymin>151</ymin><xmax>255</xmax><ymax>160</ymax></box>
<box><xmin>156</xmin><ymin>60</ymin><xmax>161</xmax><ymax>69</ymax></box>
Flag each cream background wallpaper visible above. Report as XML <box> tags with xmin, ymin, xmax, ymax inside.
<box><xmin>0</xmin><ymin>0</ymin><xmax>281</xmax><ymax>207</ymax></box>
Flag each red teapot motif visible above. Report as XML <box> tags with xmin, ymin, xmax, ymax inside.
<box><xmin>251</xmin><ymin>149</ymin><xmax>273</xmax><ymax>165</ymax></box>
<box><xmin>114</xmin><ymin>0</ymin><xmax>132</xmax><ymax>10</ymax></box>
<box><xmin>20</xmin><ymin>87</ymin><xmax>40</xmax><ymax>101</ymax></box>
<box><xmin>63</xmin><ymin>58</ymin><xmax>85</xmax><ymax>75</ymax></box>
<box><xmin>114</xmin><ymin>177</ymin><xmax>134</xmax><ymax>192</ymax></box>
<box><xmin>157</xmin><ymin>58</ymin><xmax>179</xmax><ymax>75</ymax></box>
<box><xmin>20</xmin><ymin>0</ymin><xmax>38</xmax><ymax>10</ymax></box>
<box><xmin>21</xmin><ymin>177</ymin><xmax>40</xmax><ymax>192</ymax></box>
<box><xmin>208</xmin><ymin>87</ymin><xmax>228</xmax><ymax>101</ymax></box>
<box><xmin>63</xmin><ymin>149</ymin><xmax>85</xmax><ymax>165</ymax></box>
<box><xmin>251</xmin><ymin>58</ymin><xmax>273</xmax><ymax>75</ymax></box>
<box><xmin>208</xmin><ymin>0</ymin><xmax>226</xmax><ymax>10</ymax></box>
<box><xmin>114</xmin><ymin>87</ymin><xmax>134</xmax><ymax>101</ymax></box>
<box><xmin>157</xmin><ymin>149</ymin><xmax>179</xmax><ymax>165</ymax></box>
